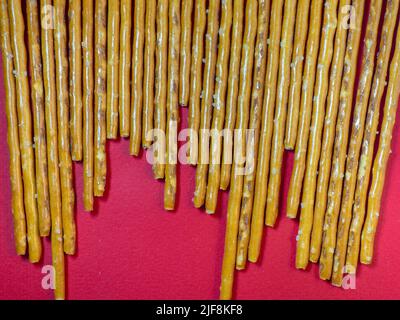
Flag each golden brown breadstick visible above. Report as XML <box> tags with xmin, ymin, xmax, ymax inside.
<box><xmin>284</xmin><ymin>0</ymin><xmax>311</xmax><ymax>150</ymax></box>
<box><xmin>152</xmin><ymin>0</ymin><xmax>168</xmax><ymax>180</ymax></box>
<box><xmin>204</xmin><ymin>0</ymin><xmax>234</xmax><ymax>214</ymax></box>
<box><xmin>164</xmin><ymin>0</ymin><xmax>180</xmax><ymax>211</ymax></box>
<box><xmin>106</xmin><ymin>0</ymin><xmax>120</xmax><ymax>139</ymax></box>
<box><xmin>248</xmin><ymin>0</ymin><xmax>284</xmax><ymax>263</ymax></box>
<box><xmin>294</xmin><ymin>0</ymin><xmax>338</xmax><ymax>270</ymax></box>
<box><xmin>187</xmin><ymin>0</ymin><xmax>206</xmax><ymax>165</ymax></box>
<box><xmin>142</xmin><ymin>0</ymin><xmax>156</xmax><ymax>148</ymax></box>
<box><xmin>82</xmin><ymin>0</ymin><xmax>94</xmax><ymax>211</ymax></box>
<box><xmin>69</xmin><ymin>0</ymin><xmax>83</xmax><ymax>160</ymax></box>
<box><xmin>193</xmin><ymin>0</ymin><xmax>221</xmax><ymax>208</ymax></box>
<box><xmin>235</xmin><ymin>0</ymin><xmax>270</xmax><ymax>269</ymax></box>
<box><xmin>8</xmin><ymin>0</ymin><xmax>41</xmax><ymax>263</ymax></box>
<box><xmin>94</xmin><ymin>0</ymin><xmax>107</xmax><ymax>197</ymax></box>
<box><xmin>265</xmin><ymin>0</ymin><xmax>298</xmax><ymax>227</ymax></box>
<box><xmin>0</xmin><ymin>0</ymin><xmax>26</xmax><ymax>255</ymax></box>
<box><xmin>220</xmin><ymin>0</ymin><xmax>258</xmax><ymax>300</ymax></box>
<box><xmin>26</xmin><ymin>0</ymin><xmax>51</xmax><ymax>237</ymax></box>
<box><xmin>332</xmin><ymin>1</ymin><xmax>399</xmax><ymax>287</ymax></box>
<box><xmin>130</xmin><ymin>0</ymin><xmax>145</xmax><ymax>156</ymax></box>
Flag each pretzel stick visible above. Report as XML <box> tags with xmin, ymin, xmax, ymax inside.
<box><xmin>129</xmin><ymin>0</ymin><xmax>145</xmax><ymax>156</ymax></box>
<box><xmin>295</xmin><ymin>0</ymin><xmax>338</xmax><ymax>269</ymax></box>
<box><xmin>361</xmin><ymin>24</ymin><xmax>400</xmax><ymax>265</ymax></box>
<box><xmin>187</xmin><ymin>0</ymin><xmax>206</xmax><ymax>165</ymax></box>
<box><xmin>82</xmin><ymin>0</ymin><xmax>94</xmax><ymax>211</ymax></box>
<box><xmin>179</xmin><ymin>0</ymin><xmax>193</xmax><ymax>106</ymax></box>
<box><xmin>164</xmin><ymin>0</ymin><xmax>180</xmax><ymax>211</ymax></box>
<box><xmin>69</xmin><ymin>0</ymin><xmax>83</xmax><ymax>159</ymax></box>
<box><xmin>8</xmin><ymin>0</ymin><xmax>41</xmax><ymax>263</ymax></box>
<box><xmin>94</xmin><ymin>0</ymin><xmax>107</xmax><ymax>197</ymax></box>
<box><xmin>193</xmin><ymin>0</ymin><xmax>220</xmax><ymax>208</ymax></box>
<box><xmin>142</xmin><ymin>0</ymin><xmax>156</xmax><ymax>149</ymax></box>
<box><xmin>106</xmin><ymin>0</ymin><xmax>120</xmax><ymax>139</ymax></box>
<box><xmin>153</xmin><ymin>0</ymin><xmax>168</xmax><ymax>180</ymax></box>
<box><xmin>265</xmin><ymin>0</ymin><xmax>297</xmax><ymax>227</ymax></box>
<box><xmin>248</xmin><ymin>0</ymin><xmax>284</xmax><ymax>262</ymax></box>
<box><xmin>205</xmin><ymin>0</ymin><xmax>233</xmax><ymax>214</ymax></box>
<box><xmin>319</xmin><ymin>0</ymin><xmax>365</xmax><ymax>280</ymax></box>
<box><xmin>27</xmin><ymin>0</ymin><xmax>51</xmax><ymax>237</ymax></box>
<box><xmin>0</xmin><ymin>0</ymin><xmax>26</xmax><ymax>255</ymax></box>
<box><xmin>220</xmin><ymin>0</ymin><xmax>258</xmax><ymax>299</ymax></box>
<box><xmin>235</xmin><ymin>0</ymin><xmax>270</xmax><ymax>269</ymax></box>
<box><xmin>284</xmin><ymin>0</ymin><xmax>311</xmax><ymax>150</ymax></box>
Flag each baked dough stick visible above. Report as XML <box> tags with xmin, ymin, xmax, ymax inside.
<box><xmin>294</xmin><ymin>0</ymin><xmax>338</xmax><ymax>269</ymax></box>
<box><xmin>69</xmin><ymin>0</ymin><xmax>83</xmax><ymax>159</ymax></box>
<box><xmin>129</xmin><ymin>0</ymin><xmax>145</xmax><ymax>156</ymax></box>
<box><xmin>8</xmin><ymin>0</ymin><xmax>41</xmax><ymax>263</ymax></box>
<box><xmin>82</xmin><ymin>0</ymin><xmax>94</xmax><ymax>211</ymax></box>
<box><xmin>284</xmin><ymin>0</ymin><xmax>311</xmax><ymax>150</ymax></box>
<box><xmin>220</xmin><ymin>0</ymin><xmax>258</xmax><ymax>299</ymax></box>
<box><xmin>178</xmin><ymin>0</ymin><xmax>193</xmax><ymax>106</ymax></box>
<box><xmin>187</xmin><ymin>0</ymin><xmax>206</xmax><ymax>165</ymax></box>
<box><xmin>119</xmin><ymin>0</ymin><xmax>132</xmax><ymax>137</ymax></box>
<box><xmin>346</xmin><ymin>0</ymin><xmax>399</xmax><ymax>272</ymax></box>
<box><xmin>106</xmin><ymin>0</ymin><xmax>120</xmax><ymax>139</ymax></box>
<box><xmin>205</xmin><ymin>0</ymin><xmax>234</xmax><ymax>214</ymax></box>
<box><xmin>142</xmin><ymin>0</ymin><xmax>156</xmax><ymax>148</ymax></box>
<box><xmin>265</xmin><ymin>0</ymin><xmax>297</xmax><ymax>226</ymax></box>
<box><xmin>193</xmin><ymin>0</ymin><xmax>220</xmax><ymax>208</ymax></box>
<box><xmin>54</xmin><ymin>0</ymin><xmax>76</xmax><ymax>255</ymax></box>
<box><xmin>219</xmin><ymin>0</ymin><xmax>245</xmax><ymax>190</ymax></box>
<box><xmin>94</xmin><ymin>0</ymin><xmax>107</xmax><ymax>196</ymax></box>
<box><xmin>152</xmin><ymin>0</ymin><xmax>168</xmax><ymax>180</ymax></box>
<box><xmin>310</xmin><ymin>0</ymin><xmax>350</xmax><ymax>263</ymax></box>
<box><xmin>319</xmin><ymin>0</ymin><xmax>365</xmax><ymax>280</ymax></box>
<box><xmin>164</xmin><ymin>0</ymin><xmax>180</xmax><ymax>211</ymax></box>
<box><xmin>235</xmin><ymin>0</ymin><xmax>270</xmax><ymax>268</ymax></box>
<box><xmin>27</xmin><ymin>0</ymin><xmax>51</xmax><ymax>237</ymax></box>
<box><xmin>361</xmin><ymin>26</ymin><xmax>400</xmax><ymax>265</ymax></box>
<box><xmin>286</xmin><ymin>0</ymin><xmax>324</xmax><ymax>219</ymax></box>
<box><xmin>0</xmin><ymin>0</ymin><xmax>26</xmax><ymax>255</ymax></box>
<box><xmin>247</xmin><ymin>0</ymin><xmax>283</xmax><ymax>263</ymax></box>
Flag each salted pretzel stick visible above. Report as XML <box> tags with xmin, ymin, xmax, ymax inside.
<box><xmin>82</xmin><ymin>0</ymin><xmax>94</xmax><ymax>211</ymax></box>
<box><xmin>205</xmin><ymin>0</ymin><xmax>234</xmax><ymax>214</ymax></box>
<box><xmin>8</xmin><ymin>0</ymin><xmax>41</xmax><ymax>263</ymax></box>
<box><xmin>265</xmin><ymin>0</ymin><xmax>298</xmax><ymax>227</ymax></box>
<box><xmin>26</xmin><ymin>0</ymin><xmax>51</xmax><ymax>237</ymax></box>
<box><xmin>69</xmin><ymin>0</ymin><xmax>83</xmax><ymax>159</ymax></box>
<box><xmin>294</xmin><ymin>0</ymin><xmax>338</xmax><ymax>269</ymax></box>
<box><xmin>220</xmin><ymin>0</ymin><xmax>258</xmax><ymax>299</ymax></box>
<box><xmin>310</xmin><ymin>0</ymin><xmax>350</xmax><ymax>263</ymax></box>
<box><xmin>193</xmin><ymin>0</ymin><xmax>221</xmax><ymax>208</ymax></box>
<box><xmin>152</xmin><ymin>0</ymin><xmax>168</xmax><ymax>180</ymax></box>
<box><xmin>332</xmin><ymin>1</ymin><xmax>398</xmax><ymax>286</ymax></box>
<box><xmin>284</xmin><ymin>0</ymin><xmax>311</xmax><ymax>150</ymax></box>
<box><xmin>129</xmin><ymin>0</ymin><xmax>145</xmax><ymax>156</ymax></box>
<box><xmin>187</xmin><ymin>0</ymin><xmax>206</xmax><ymax>165</ymax></box>
<box><xmin>219</xmin><ymin>0</ymin><xmax>245</xmax><ymax>190</ymax></box>
<box><xmin>94</xmin><ymin>0</ymin><xmax>107</xmax><ymax>197</ymax></box>
<box><xmin>54</xmin><ymin>0</ymin><xmax>76</xmax><ymax>255</ymax></box>
<box><xmin>142</xmin><ymin>0</ymin><xmax>156</xmax><ymax>148</ymax></box>
<box><xmin>164</xmin><ymin>0</ymin><xmax>180</xmax><ymax>211</ymax></box>
<box><xmin>119</xmin><ymin>0</ymin><xmax>131</xmax><ymax>137</ymax></box>
<box><xmin>106</xmin><ymin>0</ymin><xmax>120</xmax><ymax>139</ymax></box>
<box><xmin>361</xmin><ymin>26</ymin><xmax>400</xmax><ymax>265</ymax></box>
<box><xmin>248</xmin><ymin>0</ymin><xmax>284</xmax><ymax>262</ymax></box>
<box><xmin>235</xmin><ymin>0</ymin><xmax>270</xmax><ymax>269</ymax></box>
<box><xmin>0</xmin><ymin>0</ymin><xmax>26</xmax><ymax>255</ymax></box>
<box><xmin>179</xmin><ymin>0</ymin><xmax>193</xmax><ymax>106</ymax></box>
